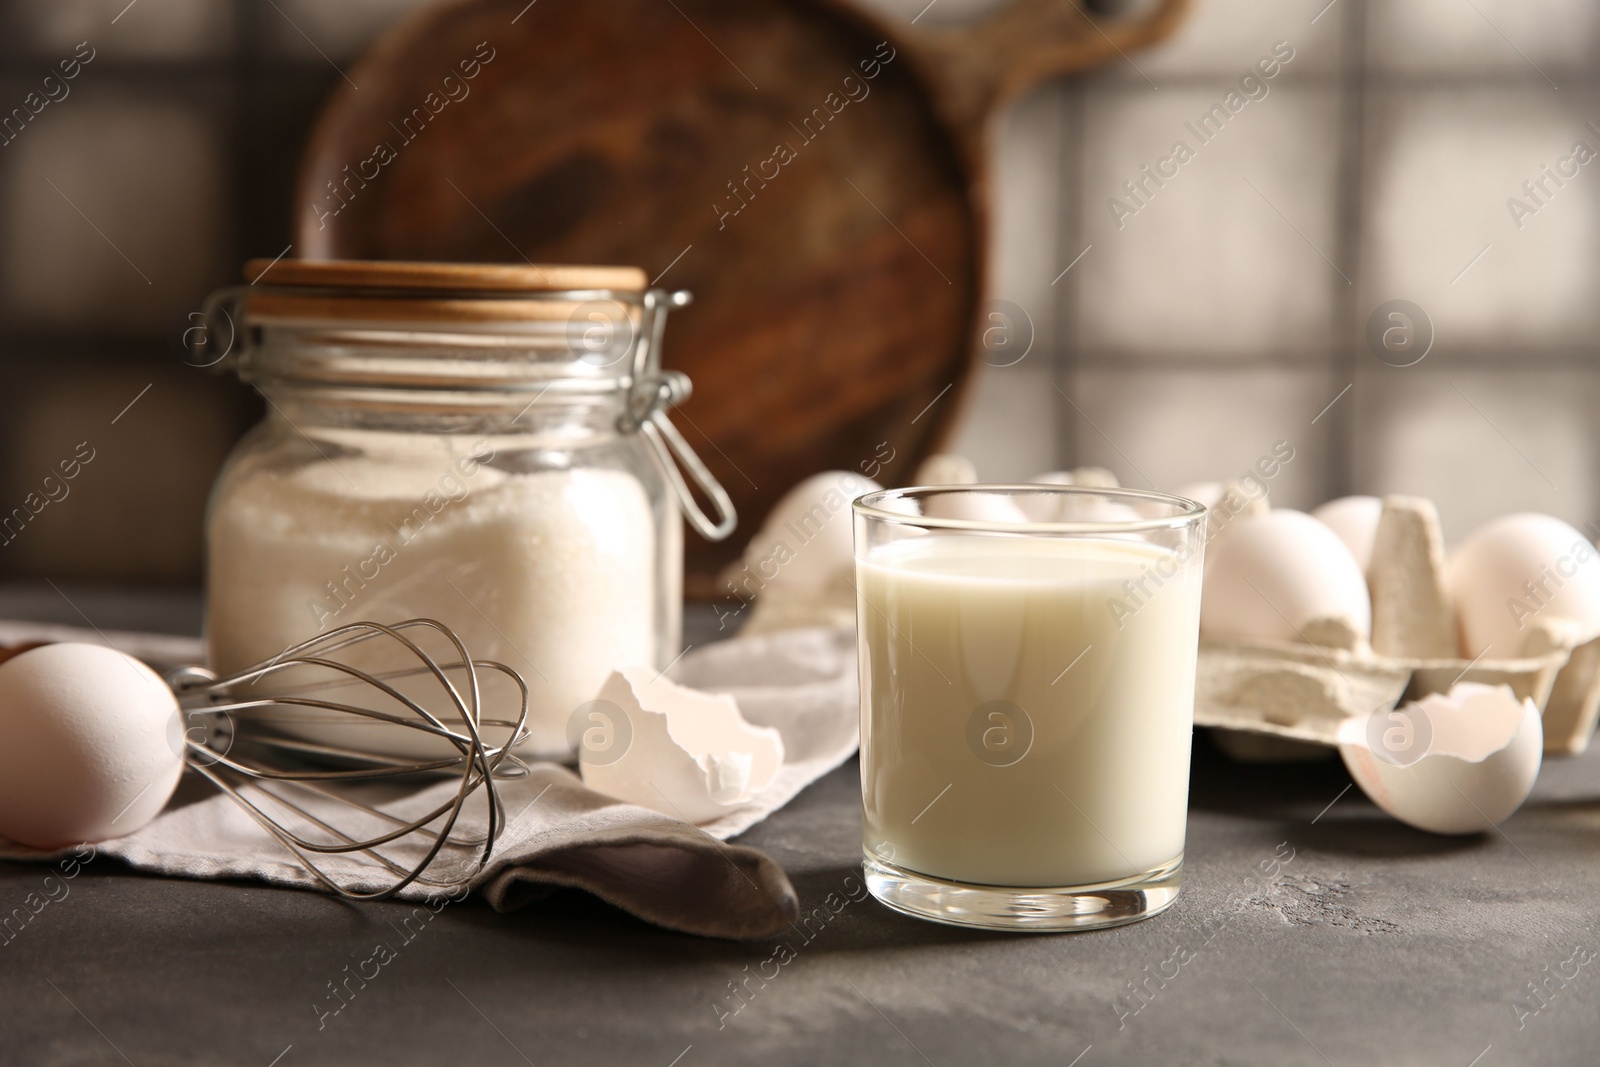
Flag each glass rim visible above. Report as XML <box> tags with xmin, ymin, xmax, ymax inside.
<box><xmin>852</xmin><ymin>484</ymin><xmax>1209</xmax><ymax>535</ymax></box>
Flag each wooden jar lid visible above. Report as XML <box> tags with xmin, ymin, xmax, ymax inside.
<box><xmin>240</xmin><ymin>259</ymin><xmax>648</xmax><ymax>325</ymax></box>
<box><xmin>243</xmin><ymin>258</ymin><xmax>647</xmax><ymax>292</ymax></box>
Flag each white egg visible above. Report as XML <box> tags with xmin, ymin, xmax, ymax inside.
<box><xmin>1066</xmin><ymin>500</ymin><xmax>1147</xmax><ymax>525</ymax></box>
<box><xmin>1447</xmin><ymin>513</ymin><xmax>1600</xmax><ymax>660</ymax></box>
<box><xmin>1337</xmin><ymin>683</ymin><xmax>1542</xmax><ymax>834</ymax></box>
<box><xmin>1028</xmin><ymin>468</ymin><xmax>1119</xmax><ymax>489</ymax></box>
<box><xmin>1201</xmin><ymin>510</ymin><xmax>1371</xmax><ymax>644</ymax></box>
<box><xmin>1175</xmin><ymin>481</ymin><xmax>1224</xmax><ymax>510</ymax></box>
<box><xmin>0</xmin><ymin>643</ymin><xmax>183</xmax><ymax>848</ymax></box>
<box><xmin>1068</xmin><ymin>467</ymin><xmax>1119</xmax><ymax>489</ymax></box>
<box><xmin>923</xmin><ymin>490</ymin><xmax>1030</xmax><ymax>524</ymax></box>
<box><xmin>1185</xmin><ymin>481</ymin><xmax>1268</xmax><ymax>555</ymax></box>
<box><xmin>1013</xmin><ymin>492</ymin><xmax>1064</xmax><ymax>521</ymax></box>
<box><xmin>1312</xmin><ymin>495</ymin><xmax>1383</xmax><ymax>572</ymax></box>
<box><xmin>1016</xmin><ymin>477</ymin><xmax>1144</xmax><ymax>524</ymax></box>
<box><xmin>741</xmin><ymin>471</ymin><xmax>881</xmax><ymax>589</ymax></box>
<box><xmin>1017</xmin><ymin>476</ymin><xmax>1073</xmax><ymax>520</ymax></box>
<box><xmin>912</xmin><ymin>453</ymin><xmax>977</xmax><ymax>486</ymax></box>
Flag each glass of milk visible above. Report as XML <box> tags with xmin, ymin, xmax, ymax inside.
<box><xmin>854</xmin><ymin>485</ymin><xmax>1207</xmax><ymax>931</ymax></box>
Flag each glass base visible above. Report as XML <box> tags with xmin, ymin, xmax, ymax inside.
<box><xmin>863</xmin><ymin>849</ymin><xmax>1183</xmax><ymax>932</ymax></box>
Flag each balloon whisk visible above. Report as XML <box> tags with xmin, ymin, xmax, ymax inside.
<box><xmin>165</xmin><ymin>619</ymin><xmax>530</xmax><ymax>900</ymax></box>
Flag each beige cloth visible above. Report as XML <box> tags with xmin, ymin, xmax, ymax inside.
<box><xmin>0</xmin><ymin>625</ymin><xmax>859</xmax><ymax>941</ymax></box>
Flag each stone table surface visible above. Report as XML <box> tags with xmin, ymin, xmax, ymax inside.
<box><xmin>0</xmin><ymin>586</ymin><xmax>1596</xmax><ymax>1066</ymax></box>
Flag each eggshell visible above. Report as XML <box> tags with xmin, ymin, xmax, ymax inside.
<box><xmin>579</xmin><ymin>665</ymin><xmax>784</xmax><ymax>824</ymax></box>
<box><xmin>0</xmin><ymin>643</ymin><xmax>183</xmax><ymax>848</ymax></box>
<box><xmin>1448</xmin><ymin>513</ymin><xmax>1600</xmax><ymax>660</ymax></box>
<box><xmin>1201</xmin><ymin>510</ymin><xmax>1371</xmax><ymax>645</ymax></box>
<box><xmin>1312</xmin><ymin>495</ymin><xmax>1383</xmax><ymax>572</ymax></box>
<box><xmin>1337</xmin><ymin>683</ymin><xmax>1541</xmax><ymax>834</ymax></box>
<box><xmin>740</xmin><ymin>471</ymin><xmax>881</xmax><ymax>590</ymax></box>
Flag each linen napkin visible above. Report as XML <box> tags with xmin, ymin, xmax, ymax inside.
<box><xmin>0</xmin><ymin>623</ymin><xmax>859</xmax><ymax>940</ymax></box>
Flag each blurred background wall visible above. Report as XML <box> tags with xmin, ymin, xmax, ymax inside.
<box><xmin>0</xmin><ymin>0</ymin><xmax>1592</xmax><ymax>587</ymax></box>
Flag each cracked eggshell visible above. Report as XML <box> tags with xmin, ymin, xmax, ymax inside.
<box><xmin>1336</xmin><ymin>683</ymin><xmax>1541</xmax><ymax>834</ymax></box>
<box><xmin>1312</xmin><ymin>496</ymin><xmax>1383</xmax><ymax>572</ymax></box>
<box><xmin>1448</xmin><ymin>513</ymin><xmax>1600</xmax><ymax>660</ymax></box>
<box><xmin>1201</xmin><ymin>510</ymin><xmax>1371</xmax><ymax>645</ymax></box>
<box><xmin>580</xmin><ymin>665</ymin><xmax>784</xmax><ymax>825</ymax></box>
<box><xmin>0</xmin><ymin>643</ymin><xmax>183</xmax><ymax>848</ymax></box>
<box><xmin>740</xmin><ymin>471</ymin><xmax>881</xmax><ymax>591</ymax></box>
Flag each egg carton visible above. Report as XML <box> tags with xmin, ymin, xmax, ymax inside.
<box><xmin>1198</xmin><ymin>495</ymin><xmax>1600</xmax><ymax>759</ymax></box>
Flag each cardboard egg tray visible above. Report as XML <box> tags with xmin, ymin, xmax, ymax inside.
<box><xmin>1197</xmin><ymin>495</ymin><xmax>1600</xmax><ymax>759</ymax></box>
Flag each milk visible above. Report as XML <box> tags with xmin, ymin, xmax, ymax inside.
<box><xmin>857</xmin><ymin>535</ymin><xmax>1203</xmax><ymax>888</ymax></box>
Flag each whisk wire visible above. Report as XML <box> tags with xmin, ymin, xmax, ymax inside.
<box><xmin>171</xmin><ymin>619</ymin><xmax>533</xmax><ymax>901</ymax></box>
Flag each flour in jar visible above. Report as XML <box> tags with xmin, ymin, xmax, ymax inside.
<box><xmin>206</xmin><ymin>439</ymin><xmax>660</xmax><ymax>757</ymax></box>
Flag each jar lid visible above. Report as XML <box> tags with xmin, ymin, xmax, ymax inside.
<box><xmin>241</xmin><ymin>259</ymin><xmax>648</xmax><ymax>326</ymax></box>
<box><xmin>244</xmin><ymin>258</ymin><xmax>647</xmax><ymax>293</ymax></box>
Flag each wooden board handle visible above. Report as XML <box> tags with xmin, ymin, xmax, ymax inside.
<box><xmin>895</xmin><ymin>0</ymin><xmax>1190</xmax><ymax>160</ymax></box>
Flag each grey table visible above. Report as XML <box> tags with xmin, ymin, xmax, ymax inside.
<box><xmin>0</xmin><ymin>585</ymin><xmax>1596</xmax><ymax>1066</ymax></box>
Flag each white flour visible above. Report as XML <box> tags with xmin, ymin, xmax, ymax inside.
<box><xmin>206</xmin><ymin>440</ymin><xmax>658</xmax><ymax>756</ymax></box>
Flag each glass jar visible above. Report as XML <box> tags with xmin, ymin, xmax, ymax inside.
<box><xmin>195</xmin><ymin>260</ymin><xmax>734</xmax><ymax>758</ymax></box>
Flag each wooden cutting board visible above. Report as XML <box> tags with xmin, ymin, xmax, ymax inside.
<box><xmin>293</xmin><ymin>0</ymin><xmax>1188</xmax><ymax>593</ymax></box>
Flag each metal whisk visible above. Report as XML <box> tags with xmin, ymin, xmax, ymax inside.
<box><xmin>163</xmin><ymin>619</ymin><xmax>530</xmax><ymax>901</ymax></box>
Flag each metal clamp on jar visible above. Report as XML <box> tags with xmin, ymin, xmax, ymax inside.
<box><xmin>193</xmin><ymin>260</ymin><xmax>735</xmax><ymax>758</ymax></box>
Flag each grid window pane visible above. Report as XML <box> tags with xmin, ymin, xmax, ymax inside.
<box><xmin>1075</xmin><ymin>85</ymin><xmax>1343</xmax><ymax>360</ymax></box>
<box><xmin>1360</xmin><ymin>87</ymin><xmax>1600</xmax><ymax>354</ymax></box>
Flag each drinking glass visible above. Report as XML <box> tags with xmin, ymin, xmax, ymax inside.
<box><xmin>854</xmin><ymin>485</ymin><xmax>1207</xmax><ymax>930</ymax></box>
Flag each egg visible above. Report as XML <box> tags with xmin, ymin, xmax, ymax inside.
<box><xmin>1336</xmin><ymin>683</ymin><xmax>1541</xmax><ymax>834</ymax></box>
<box><xmin>1447</xmin><ymin>513</ymin><xmax>1600</xmax><ymax>660</ymax></box>
<box><xmin>912</xmin><ymin>453</ymin><xmax>977</xmax><ymax>486</ymax></box>
<box><xmin>923</xmin><ymin>490</ymin><xmax>1031</xmax><ymax>524</ymax></box>
<box><xmin>740</xmin><ymin>471</ymin><xmax>882</xmax><ymax>590</ymax></box>
<box><xmin>1028</xmin><ymin>467</ymin><xmax>1118</xmax><ymax>489</ymax></box>
<box><xmin>1018</xmin><ymin>473</ymin><xmax>1075</xmax><ymax>520</ymax></box>
<box><xmin>1181</xmin><ymin>479</ymin><xmax>1268</xmax><ymax>559</ymax></box>
<box><xmin>1030</xmin><ymin>470</ymin><xmax>1076</xmax><ymax>486</ymax></box>
<box><xmin>1201</xmin><ymin>510</ymin><xmax>1371</xmax><ymax>645</ymax></box>
<box><xmin>1312</xmin><ymin>495</ymin><xmax>1383</xmax><ymax>572</ymax></box>
<box><xmin>1017</xmin><ymin>470</ymin><xmax>1139</xmax><ymax>523</ymax></box>
<box><xmin>1067</xmin><ymin>499</ymin><xmax>1147</xmax><ymax>525</ymax></box>
<box><xmin>0</xmin><ymin>643</ymin><xmax>183</xmax><ymax>848</ymax></box>
<box><xmin>1175</xmin><ymin>481</ymin><xmax>1225</xmax><ymax>510</ymax></box>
